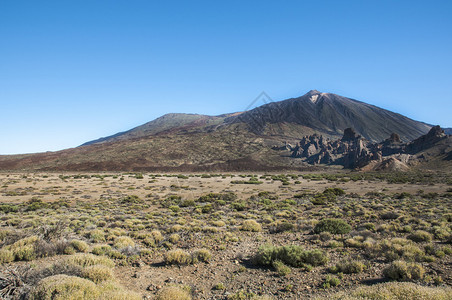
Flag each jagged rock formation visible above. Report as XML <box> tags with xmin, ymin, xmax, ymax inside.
<box><xmin>291</xmin><ymin>126</ymin><xmax>450</xmax><ymax>170</ymax></box>
<box><xmin>406</xmin><ymin>126</ymin><xmax>446</xmax><ymax>153</ymax></box>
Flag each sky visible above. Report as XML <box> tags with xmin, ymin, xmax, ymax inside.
<box><xmin>1</xmin><ymin>0</ymin><xmax>451</xmax><ymax>154</ymax></box>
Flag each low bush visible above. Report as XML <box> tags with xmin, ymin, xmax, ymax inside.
<box><xmin>165</xmin><ymin>248</ymin><xmax>211</xmax><ymax>265</ymax></box>
<box><xmin>29</xmin><ymin>274</ymin><xmax>98</xmax><ymax>300</ymax></box>
<box><xmin>314</xmin><ymin>219</ymin><xmax>351</xmax><ymax>235</ymax></box>
<box><xmin>81</xmin><ymin>265</ymin><xmax>114</xmax><ymax>283</ymax></box>
<box><xmin>381</xmin><ymin>211</ymin><xmax>400</xmax><ymax>220</ymax></box>
<box><xmin>325</xmin><ymin>282</ymin><xmax>452</xmax><ymax>300</ymax></box>
<box><xmin>143</xmin><ymin>230</ymin><xmax>164</xmax><ymax>247</ymax></box>
<box><xmin>29</xmin><ymin>273</ymin><xmax>141</xmax><ymax>300</ymax></box>
<box><xmin>240</xmin><ymin>220</ymin><xmax>262</xmax><ymax>232</ymax></box>
<box><xmin>66</xmin><ymin>254</ymin><xmax>115</xmax><ymax>268</ymax></box>
<box><xmin>91</xmin><ymin>244</ymin><xmax>112</xmax><ymax>256</ymax></box>
<box><xmin>253</xmin><ymin>244</ymin><xmax>328</xmax><ymax>268</ymax></box>
<box><xmin>272</xmin><ymin>260</ymin><xmax>291</xmax><ymax>276</ymax></box>
<box><xmin>408</xmin><ymin>230</ymin><xmax>433</xmax><ymax>243</ymax></box>
<box><xmin>89</xmin><ymin>229</ymin><xmax>106</xmax><ymax>243</ymax></box>
<box><xmin>97</xmin><ymin>281</ymin><xmax>141</xmax><ymax>300</ymax></box>
<box><xmin>70</xmin><ymin>240</ymin><xmax>89</xmax><ymax>253</ymax></box>
<box><xmin>165</xmin><ymin>249</ymin><xmax>192</xmax><ymax>265</ymax></box>
<box><xmin>269</xmin><ymin>221</ymin><xmax>294</xmax><ymax>233</ymax></box>
<box><xmin>5</xmin><ymin>236</ymin><xmax>38</xmax><ymax>261</ymax></box>
<box><xmin>383</xmin><ymin>260</ymin><xmax>425</xmax><ymax>281</ymax></box>
<box><xmin>365</xmin><ymin>238</ymin><xmax>424</xmax><ymax>262</ymax></box>
<box><xmin>323</xmin><ymin>275</ymin><xmax>340</xmax><ymax>288</ymax></box>
<box><xmin>191</xmin><ymin>249</ymin><xmax>211</xmax><ymax>263</ymax></box>
<box><xmin>0</xmin><ymin>249</ymin><xmax>14</xmax><ymax>264</ymax></box>
<box><xmin>331</xmin><ymin>260</ymin><xmax>366</xmax><ymax>274</ymax></box>
<box><xmin>121</xmin><ymin>195</ymin><xmax>143</xmax><ymax>203</ymax></box>
<box><xmin>113</xmin><ymin>236</ymin><xmax>135</xmax><ymax>249</ymax></box>
<box><xmin>156</xmin><ymin>285</ymin><xmax>191</xmax><ymax>300</ymax></box>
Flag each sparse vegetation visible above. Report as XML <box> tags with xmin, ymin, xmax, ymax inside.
<box><xmin>0</xmin><ymin>172</ymin><xmax>451</xmax><ymax>299</ymax></box>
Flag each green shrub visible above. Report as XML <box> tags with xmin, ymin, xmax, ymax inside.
<box><xmin>169</xmin><ymin>205</ymin><xmax>180</xmax><ymax>213</ymax></box>
<box><xmin>107</xmin><ymin>249</ymin><xmax>126</xmax><ymax>260</ymax></box>
<box><xmin>383</xmin><ymin>260</ymin><xmax>425</xmax><ymax>281</ymax></box>
<box><xmin>201</xmin><ymin>204</ymin><xmax>213</xmax><ymax>213</ymax></box>
<box><xmin>121</xmin><ymin>195</ymin><xmax>142</xmax><ymax>203</ymax></box>
<box><xmin>26</xmin><ymin>198</ymin><xmax>48</xmax><ymax>211</ymax></box>
<box><xmin>253</xmin><ymin>244</ymin><xmax>328</xmax><ymax>268</ymax></box>
<box><xmin>63</xmin><ymin>246</ymin><xmax>76</xmax><ymax>255</ymax></box>
<box><xmin>0</xmin><ymin>249</ymin><xmax>14</xmax><ymax>264</ymax></box>
<box><xmin>323</xmin><ymin>188</ymin><xmax>345</xmax><ymax>196</ymax></box>
<box><xmin>165</xmin><ymin>249</ymin><xmax>192</xmax><ymax>265</ymax></box>
<box><xmin>91</xmin><ymin>244</ymin><xmax>112</xmax><ymax>256</ymax></box>
<box><xmin>113</xmin><ymin>236</ymin><xmax>135</xmax><ymax>249</ymax></box>
<box><xmin>156</xmin><ymin>285</ymin><xmax>191</xmax><ymax>300</ymax></box>
<box><xmin>227</xmin><ymin>290</ymin><xmax>272</xmax><ymax>299</ymax></box>
<box><xmin>0</xmin><ymin>204</ymin><xmax>19</xmax><ymax>213</ymax></box>
<box><xmin>331</xmin><ymin>260</ymin><xmax>366</xmax><ymax>274</ymax></box>
<box><xmin>325</xmin><ymin>282</ymin><xmax>452</xmax><ymax>299</ymax></box>
<box><xmin>231</xmin><ymin>202</ymin><xmax>247</xmax><ymax>211</ymax></box>
<box><xmin>191</xmin><ymin>249</ymin><xmax>211</xmax><ymax>263</ymax></box>
<box><xmin>29</xmin><ymin>275</ymin><xmax>98</xmax><ymax>300</ymax></box>
<box><xmin>169</xmin><ymin>233</ymin><xmax>181</xmax><ymax>244</ymax></box>
<box><xmin>66</xmin><ymin>253</ymin><xmax>115</xmax><ymax>268</ymax></box>
<box><xmin>14</xmin><ymin>245</ymin><xmax>35</xmax><ymax>261</ymax></box>
<box><xmin>408</xmin><ymin>230</ymin><xmax>433</xmax><ymax>243</ymax></box>
<box><xmin>240</xmin><ymin>220</ymin><xmax>262</xmax><ymax>232</ymax></box>
<box><xmin>180</xmin><ymin>199</ymin><xmax>195</xmax><ymax>207</ymax></box>
<box><xmin>323</xmin><ymin>275</ymin><xmax>340</xmax><ymax>288</ymax></box>
<box><xmin>272</xmin><ymin>260</ymin><xmax>291</xmax><ymax>276</ymax></box>
<box><xmin>362</xmin><ymin>222</ymin><xmax>376</xmax><ymax>232</ymax></box>
<box><xmin>70</xmin><ymin>240</ymin><xmax>89</xmax><ymax>253</ymax></box>
<box><xmin>82</xmin><ymin>265</ymin><xmax>114</xmax><ymax>283</ymax></box>
<box><xmin>95</xmin><ymin>280</ymin><xmax>142</xmax><ymax>299</ymax></box>
<box><xmin>269</xmin><ymin>221</ymin><xmax>294</xmax><ymax>233</ymax></box>
<box><xmin>213</xmin><ymin>283</ymin><xmax>225</xmax><ymax>290</ymax></box>
<box><xmin>143</xmin><ymin>230</ymin><xmax>164</xmax><ymax>247</ymax></box>
<box><xmin>381</xmin><ymin>211</ymin><xmax>400</xmax><ymax>220</ymax></box>
<box><xmin>314</xmin><ymin>219</ymin><xmax>351</xmax><ymax>235</ymax></box>
<box><xmin>89</xmin><ymin>229</ymin><xmax>106</xmax><ymax>243</ymax></box>
<box><xmin>365</xmin><ymin>238</ymin><xmax>425</xmax><ymax>262</ymax></box>
<box><xmin>6</xmin><ymin>237</ymin><xmax>38</xmax><ymax>261</ymax></box>
<box><xmin>311</xmin><ymin>188</ymin><xmax>343</xmax><ymax>205</ymax></box>
<box><xmin>344</xmin><ymin>238</ymin><xmax>362</xmax><ymax>248</ymax></box>
<box><xmin>29</xmin><ymin>274</ymin><xmax>140</xmax><ymax>300</ymax></box>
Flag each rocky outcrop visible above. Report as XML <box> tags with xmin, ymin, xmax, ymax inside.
<box><xmin>291</xmin><ymin>128</ymin><xmax>378</xmax><ymax>168</ymax></box>
<box><xmin>406</xmin><ymin>126</ymin><xmax>447</xmax><ymax>153</ymax></box>
<box><xmin>290</xmin><ymin>126</ymin><xmax>450</xmax><ymax>169</ymax></box>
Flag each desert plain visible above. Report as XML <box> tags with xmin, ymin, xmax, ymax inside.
<box><xmin>0</xmin><ymin>171</ymin><xmax>451</xmax><ymax>299</ymax></box>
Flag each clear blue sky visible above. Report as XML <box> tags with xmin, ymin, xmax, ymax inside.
<box><xmin>1</xmin><ymin>0</ymin><xmax>451</xmax><ymax>154</ymax></box>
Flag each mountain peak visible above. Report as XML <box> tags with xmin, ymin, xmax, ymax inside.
<box><xmin>305</xmin><ymin>90</ymin><xmax>323</xmax><ymax>103</ymax></box>
<box><xmin>306</xmin><ymin>89</ymin><xmax>322</xmax><ymax>95</ymax></box>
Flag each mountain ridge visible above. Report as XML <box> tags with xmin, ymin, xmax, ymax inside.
<box><xmin>82</xmin><ymin>90</ymin><xmax>436</xmax><ymax>147</ymax></box>
<box><xmin>1</xmin><ymin>90</ymin><xmax>451</xmax><ymax>172</ymax></box>
<box><xmin>226</xmin><ymin>90</ymin><xmax>432</xmax><ymax>142</ymax></box>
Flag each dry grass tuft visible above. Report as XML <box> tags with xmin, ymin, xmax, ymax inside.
<box><xmin>324</xmin><ymin>281</ymin><xmax>452</xmax><ymax>299</ymax></box>
<box><xmin>155</xmin><ymin>285</ymin><xmax>192</xmax><ymax>300</ymax></box>
<box><xmin>66</xmin><ymin>254</ymin><xmax>115</xmax><ymax>268</ymax></box>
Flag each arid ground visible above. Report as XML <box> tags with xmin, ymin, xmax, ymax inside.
<box><xmin>0</xmin><ymin>172</ymin><xmax>451</xmax><ymax>299</ymax></box>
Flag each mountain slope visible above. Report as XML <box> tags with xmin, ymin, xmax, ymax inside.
<box><xmin>82</xmin><ymin>113</ymin><xmax>221</xmax><ymax>146</ymax></box>
<box><xmin>227</xmin><ymin>90</ymin><xmax>431</xmax><ymax>142</ymax></box>
<box><xmin>0</xmin><ymin>90</ymin><xmax>448</xmax><ymax>171</ymax></box>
